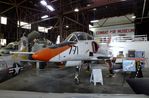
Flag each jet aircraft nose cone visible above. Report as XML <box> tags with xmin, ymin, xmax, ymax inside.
<box><xmin>32</xmin><ymin>45</ymin><xmax>71</xmax><ymax>62</ymax></box>
<box><xmin>31</xmin><ymin>48</ymin><xmax>52</xmax><ymax>62</ymax></box>
<box><xmin>32</xmin><ymin>54</ymin><xmax>38</xmax><ymax>60</ymax></box>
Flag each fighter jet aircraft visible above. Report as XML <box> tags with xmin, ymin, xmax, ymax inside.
<box><xmin>0</xmin><ymin>41</ymin><xmax>19</xmax><ymax>56</ymax></box>
<box><xmin>32</xmin><ymin>31</ymin><xmax>110</xmax><ymax>83</ymax></box>
<box><xmin>32</xmin><ymin>32</ymin><xmax>110</xmax><ymax>64</ymax></box>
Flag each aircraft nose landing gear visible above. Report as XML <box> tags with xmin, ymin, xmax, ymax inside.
<box><xmin>74</xmin><ymin>66</ymin><xmax>81</xmax><ymax>85</ymax></box>
<box><xmin>74</xmin><ymin>73</ymin><xmax>80</xmax><ymax>85</ymax></box>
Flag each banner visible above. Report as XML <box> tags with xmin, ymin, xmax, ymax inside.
<box><xmin>93</xmin><ymin>24</ymin><xmax>135</xmax><ymax>37</ymax></box>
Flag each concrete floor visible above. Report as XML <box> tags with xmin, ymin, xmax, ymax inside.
<box><xmin>0</xmin><ymin>62</ymin><xmax>147</xmax><ymax>94</ymax></box>
<box><xmin>0</xmin><ymin>90</ymin><xmax>148</xmax><ymax>98</ymax></box>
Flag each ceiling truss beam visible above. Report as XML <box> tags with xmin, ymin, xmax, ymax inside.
<box><xmin>0</xmin><ymin>0</ymin><xmax>27</xmax><ymax>15</ymax></box>
<box><xmin>64</xmin><ymin>16</ymin><xmax>87</xmax><ymax>29</ymax></box>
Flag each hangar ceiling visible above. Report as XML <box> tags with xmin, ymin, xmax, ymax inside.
<box><xmin>0</xmin><ymin>0</ymin><xmax>149</xmax><ymax>42</ymax></box>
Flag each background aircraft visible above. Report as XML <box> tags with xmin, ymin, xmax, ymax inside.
<box><xmin>0</xmin><ymin>41</ymin><xmax>19</xmax><ymax>56</ymax></box>
<box><xmin>0</xmin><ymin>31</ymin><xmax>44</xmax><ymax>82</ymax></box>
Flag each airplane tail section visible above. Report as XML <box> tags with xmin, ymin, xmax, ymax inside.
<box><xmin>56</xmin><ymin>35</ymin><xmax>60</xmax><ymax>44</ymax></box>
<box><xmin>11</xmin><ymin>31</ymin><xmax>41</xmax><ymax>60</ymax></box>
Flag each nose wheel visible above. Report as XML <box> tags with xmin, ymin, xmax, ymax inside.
<box><xmin>74</xmin><ymin>73</ymin><xmax>80</xmax><ymax>84</ymax></box>
<box><xmin>74</xmin><ymin>66</ymin><xmax>81</xmax><ymax>84</ymax></box>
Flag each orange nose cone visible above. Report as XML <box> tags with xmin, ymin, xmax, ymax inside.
<box><xmin>32</xmin><ymin>48</ymin><xmax>53</xmax><ymax>62</ymax></box>
<box><xmin>32</xmin><ymin>54</ymin><xmax>38</xmax><ymax>60</ymax></box>
<box><xmin>32</xmin><ymin>45</ymin><xmax>71</xmax><ymax>62</ymax></box>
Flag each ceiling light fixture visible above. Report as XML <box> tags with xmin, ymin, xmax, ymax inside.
<box><xmin>121</xmin><ymin>0</ymin><xmax>126</xmax><ymax>1</ymax></box>
<box><xmin>41</xmin><ymin>15</ymin><xmax>48</xmax><ymax>19</ymax></box>
<box><xmin>93</xmin><ymin>8</ymin><xmax>97</xmax><ymax>11</ymax></box>
<box><xmin>90</xmin><ymin>20</ymin><xmax>99</xmax><ymax>23</ymax></box>
<box><xmin>47</xmin><ymin>26</ymin><xmax>53</xmax><ymax>30</ymax></box>
<box><xmin>47</xmin><ymin>5</ymin><xmax>55</xmax><ymax>11</ymax></box>
<box><xmin>40</xmin><ymin>0</ymin><xmax>47</xmax><ymax>6</ymax></box>
<box><xmin>132</xmin><ymin>15</ymin><xmax>136</xmax><ymax>19</ymax></box>
<box><xmin>65</xmin><ymin>25</ymin><xmax>69</xmax><ymax>28</ymax></box>
<box><xmin>74</xmin><ymin>8</ymin><xmax>79</xmax><ymax>12</ymax></box>
<box><xmin>87</xmin><ymin>4</ymin><xmax>91</xmax><ymax>7</ymax></box>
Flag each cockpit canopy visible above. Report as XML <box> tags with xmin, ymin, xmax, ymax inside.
<box><xmin>48</xmin><ymin>32</ymin><xmax>94</xmax><ymax>48</ymax></box>
<box><xmin>65</xmin><ymin>32</ymin><xmax>94</xmax><ymax>42</ymax></box>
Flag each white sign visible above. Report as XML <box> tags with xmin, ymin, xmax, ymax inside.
<box><xmin>96</xmin><ymin>28</ymin><xmax>134</xmax><ymax>35</ymax></box>
<box><xmin>93</xmin><ymin>24</ymin><xmax>135</xmax><ymax>37</ymax></box>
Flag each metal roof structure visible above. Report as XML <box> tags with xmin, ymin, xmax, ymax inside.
<box><xmin>0</xmin><ymin>0</ymin><xmax>149</xmax><ymax>43</ymax></box>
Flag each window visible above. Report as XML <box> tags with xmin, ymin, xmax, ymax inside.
<box><xmin>76</xmin><ymin>33</ymin><xmax>86</xmax><ymax>40</ymax></box>
<box><xmin>38</xmin><ymin>26</ymin><xmax>48</xmax><ymax>33</ymax></box>
<box><xmin>1</xmin><ymin>16</ymin><xmax>7</xmax><ymax>25</ymax></box>
<box><xmin>69</xmin><ymin>35</ymin><xmax>77</xmax><ymax>42</ymax></box>
<box><xmin>0</xmin><ymin>39</ymin><xmax>6</xmax><ymax>46</ymax></box>
<box><xmin>17</xmin><ymin>21</ymin><xmax>31</xmax><ymax>29</ymax></box>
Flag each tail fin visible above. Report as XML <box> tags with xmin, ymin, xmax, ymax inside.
<box><xmin>56</xmin><ymin>35</ymin><xmax>60</xmax><ymax>44</ymax></box>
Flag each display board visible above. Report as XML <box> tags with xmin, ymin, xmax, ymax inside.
<box><xmin>135</xmin><ymin>51</ymin><xmax>145</xmax><ymax>58</ymax></box>
<box><xmin>123</xmin><ymin>60</ymin><xmax>136</xmax><ymax>72</ymax></box>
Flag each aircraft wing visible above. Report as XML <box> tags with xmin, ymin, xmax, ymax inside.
<box><xmin>88</xmin><ymin>57</ymin><xmax>110</xmax><ymax>61</ymax></box>
<box><xmin>10</xmin><ymin>51</ymin><xmax>34</xmax><ymax>54</ymax></box>
<box><xmin>93</xmin><ymin>53</ymin><xmax>111</xmax><ymax>60</ymax></box>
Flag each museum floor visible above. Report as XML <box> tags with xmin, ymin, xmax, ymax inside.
<box><xmin>0</xmin><ymin>62</ymin><xmax>148</xmax><ymax>94</ymax></box>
